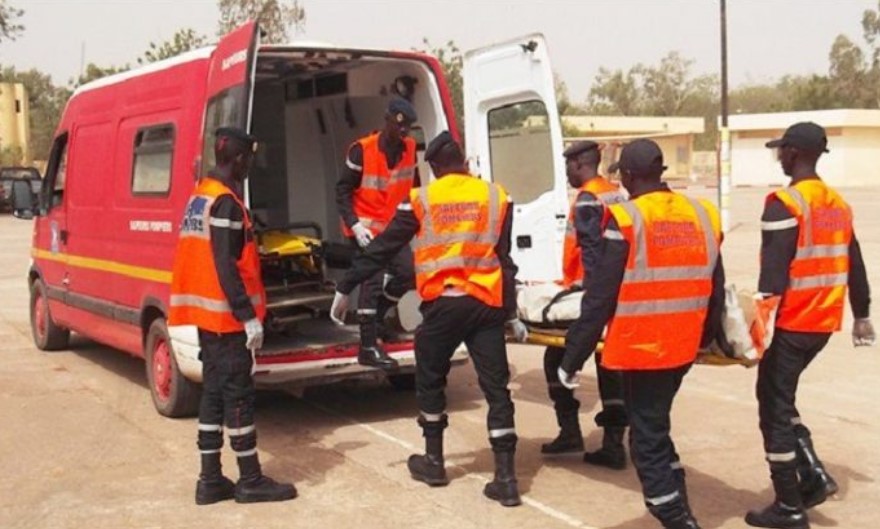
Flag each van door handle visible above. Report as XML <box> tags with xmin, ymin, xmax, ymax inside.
<box><xmin>60</xmin><ymin>229</ymin><xmax>68</xmax><ymax>244</ymax></box>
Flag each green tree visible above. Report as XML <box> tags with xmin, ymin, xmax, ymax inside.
<box><xmin>0</xmin><ymin>0</ymin><xmax>23</xmax><ymax>42</ymax></box>
<box><xmin>73</xmin><ymin>63</ymin><xmax>129</xmax><ymax>87</ymax></box>
<box><xmin>0</xmin><ymin>66</ymin><xmax>70</xmax><ymax>160</ymax></box>
<box><xmin>418</xmin><ymin>39</ymin><xmax>463</xmax><ymax>130</ymax></box>
<box><xmin>138</xmin><ymin>28</ymin><xmax>208</xmax><ymax>65</ymax></box>
<box><xmin>218</xmin><ymin>0</ymin><xmax>306</xmax><ymax>44</ymax></box>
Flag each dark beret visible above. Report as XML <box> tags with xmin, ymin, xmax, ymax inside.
<box><xmin>387</xmin><ymin>97</ymin><xmax>418</xmax><ymax>124</ymax></box>
<box><xmin>563</xmin><ymin>140</ymin><xmax>599</xmax><ymax>158</ymax></box>
<box><xmin>216</xmin><ymin>127</ymin><xmax>258</xmax><ymax>151</ymax></box>
<box><xmin>424</xmin><ymin>131</ymin><xmax>456</xmax><ymax>163</ymax></box>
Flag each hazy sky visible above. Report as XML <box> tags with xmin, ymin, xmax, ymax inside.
<box><xmin>1</xmin><ymin>0</ymin><xmax>876</xmax><ymax>102</ymax></box>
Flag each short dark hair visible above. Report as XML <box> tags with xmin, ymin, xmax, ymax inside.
<box><xmin>428</xmin><ymin>141</ymin><xmax>464</xmax><ymax>167</ymax></box>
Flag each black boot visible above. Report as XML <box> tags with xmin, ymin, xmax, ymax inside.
<box><xmin>745</xmin><ymin>463</ymin><xmax>809</xmax><ymax>528</ymax></box>
<box><xmin>583</xmin><ymin>426</ymin><xmax>627</xmax><ymax>469</ymax></box>
<box><xmin>195</xmin><ymin>452</ymin><xmax>235</xmax><ymax>505</ymax></box>
<box><xmin>357</xmin><ymin>313</ymin><xmax>399</xmax><ymax>370</ymax></box>
<box><xmin>541</xmin><ymin>410</ymin><xmax>583</xmax><ymax>455</ymax></box>
<box><xmin>649</xmin><ymin>497</ymin><xmax>701</xmax><ymax>529</ymax></box>
<box><xmin>408</xmin><ymin>434</ymin><xmax>449</xmax><ymax>486</ymax></box>
<box><xmin>745</xmin><ymin>503</ymin><xmax>809</xmax><ymax>529</ymax></box>
<box><xmin>662</xmin><ymin>512</ymin><xmax>702</xmax><ymax>529</ymax></box>
<box><xmin>796</xmin><ymin>436</ymin><xmax>837</xmax><ymax>508</ymax></box>
<box><xmin>235</xmin><ymin>453</ymin><xmax>297</xmax><ymax>503</ymax></box>
<box><xmin>483</xmin><ymin>450</ymin><xmax>521</xmax><ymax>507</ymax></box>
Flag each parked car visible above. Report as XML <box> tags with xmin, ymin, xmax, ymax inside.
<box><xmin>0</xmin><ymin>166</ymin><xmax>41</xmax><ymax>212</ymax></box>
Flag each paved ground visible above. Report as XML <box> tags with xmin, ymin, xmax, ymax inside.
<box><xmin>0</xmin><ymin>186</ymin><xmax>877</xmax><ymax>529</ymax></box>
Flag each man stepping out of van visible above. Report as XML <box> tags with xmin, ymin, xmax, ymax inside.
<box><xmin>330</xmin><ymin>132</ymin><xmax>530</xmax><ymax>507</ymax></box>
<box><xmin>335</xmin><ymin>98</ymin><xmax>419</xmax><ymax>371</ymax></box>
<box><xmin>541</xmin><ymin>140</ymin><xmax>629</xmax><ymax>469</ymax></box>
<box><xmin>170</xmin><ymin>127</ymin><xmax>296</xmax><ymax>505</ymax></box>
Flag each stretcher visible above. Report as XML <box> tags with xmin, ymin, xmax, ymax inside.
<box><xmin>512</xmin><ymin>283</ymin><xmax>762</xmax><ymax>368</ymax></box>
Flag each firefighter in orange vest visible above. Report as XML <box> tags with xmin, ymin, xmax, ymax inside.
<box><xmin>335</xmin><ymin>98</ymin><xmax>419</xmax><ymax>371</ymax></box>
<box><xmin>330</xmin><ymin>131</ymin><xmax>529</xmax><ymax>507</ymax></box>
<box><xmin>170</xmin><ymin>127</ymin><xmax>295</xmax><ymax>505</ymax></box>
<box><xmin>559</xmin><ymin>139</ymin><xmax>728</xmax><ymax>529</ymax></box>
<box><xmin>744</xmin><ymin>122</ymin><xmax>874</xmax><ymax>529</ymax></box>
<box><xmin>541</xmin><ymin>140</ymin><xmax>630</xmax><ymax>471</ymax></box>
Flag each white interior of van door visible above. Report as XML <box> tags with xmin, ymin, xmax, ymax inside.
<box><xmin>464</xmin><ymin>34</ymin><xmax>567</xmax><ymax>282</ymax></box>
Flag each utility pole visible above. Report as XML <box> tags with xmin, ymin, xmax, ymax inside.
<box><xmin>719</xmin><ymin>0</ymin><xmax>731</xmax><ymax>233</ymax></box>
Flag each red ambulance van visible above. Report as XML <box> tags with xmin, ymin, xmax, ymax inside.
<box><xmin>22</xmin><ymin>22</ymin><xmax>568</xmax><ymax>417</ymax></box>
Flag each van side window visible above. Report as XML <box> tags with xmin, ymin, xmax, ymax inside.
<box><xmin>201</xmin><ymin>87</ymin><xmax>244</xmax><ymax>174</ymax></box>
<box><xmin>132</xmin><ymin>124</ymin><xmax>175</xmax><ymax>195</ymax></box>
<box><xmin>487</xmin><ymin>100</ymin><xmax>554</xmax><ymax>204</ymax></box>
<box><xmin>43</xmin><ymin>134</ymin><xmax>69</xmax><ymax>210</ymax></box>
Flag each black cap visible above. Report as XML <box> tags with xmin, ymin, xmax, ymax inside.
<box><xmin>765</xmin><ymin>121</ymin><xmax>829</xmax><ymax>153</ymax></box>
<box><xmin>216</xmin><ymin>126</ymin><xmax>258</xmax><ymax>152</ymax></box>
<box><xmin>387</xmin><ymin>97</ymin><xmax>418</xmax><ymax>124</ymax></box>
<box><xmin>563</xmin><ymin>140</ymin><xmax>599</xmax><ymax>159</ymax></box>
<box><xmin>614</xmin><ymin>138</ymin><xmax>666</xmax><ymax>175</ymax></box>
<box><xmin>424</xmin><ymin>131</ymin><xmax>455</xmax><ymax>163</ymax></box>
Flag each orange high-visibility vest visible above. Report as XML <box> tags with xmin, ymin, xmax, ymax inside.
<box><xmin>341</xmin><ymin>132</ymin><xmax>417</xmax><ymax>237</ymax></box>
<box><xmin>562</xmin><ymin>176</ymin><xmax>626</xmax><ymax>287</ymax></box>
<box><xmin>602</xmin><ymin>193</ymin><xmax>721</xmax><ymax>371</ymax></box>
<box><xmin>169</xmin><ymin>178</ymin><xmax>266</xmax><ymax>333</ymax></box>
<box><xmin>771</xmin><ymin>179</ymin><xmax>852</xmax><ymax>333</ymax></box>
<box><xmin>410</xmin><ymin>174</ymin><xmax>509</xmax><ymax>308</ymax></box>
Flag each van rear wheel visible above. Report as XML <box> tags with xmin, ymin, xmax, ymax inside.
<box><xmin>30</xmin><ymin>279</ymin><xmax>70</xmax><ymax>351</ymax></box>
<box><xmin>145</xmin><ymin>318</ymin><xmax>201</xmax><ymax>418</ymax></box>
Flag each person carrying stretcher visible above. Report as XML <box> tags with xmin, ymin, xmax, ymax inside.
<box><xmin>540</xmin><ymin>140</ymin><xmax>629</xmax><ymax>470</ymax></box>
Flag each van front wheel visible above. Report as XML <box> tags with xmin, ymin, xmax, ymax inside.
<box><xmin>145</xmin><ymin>318</ymin><xmax>201</xmax><ymax>418</ymax></box>
<box><xmin>30</xmin><ymin>279</ymin><xmax>70</xmax><ymax>351</ymax></box>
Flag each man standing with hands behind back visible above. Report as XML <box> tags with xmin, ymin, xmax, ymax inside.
<box><xmin>335</xmin><ymin>98</ymin><xmax>419</xmax><ymax>371</ymax></box>
<box><xmin>745</xmin><ymin>122</ymin><xmax>874</xmax><ymax>529</ymax></box>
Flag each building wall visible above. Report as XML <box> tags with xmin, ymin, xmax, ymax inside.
<box><xmin>731</xmin><ymin>127</ymin><xmax>877</xmax><ymax>187</ymax></box>
<box><xmin>0</xmin><ymin>82</ymin><xmax>31</xmax><ymax>165</ymax></box>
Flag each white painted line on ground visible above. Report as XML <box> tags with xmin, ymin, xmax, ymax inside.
<box><xmin>304</xmin><ymin>399</ymin><xmax>599</xmax><ymax>529</ymax></box>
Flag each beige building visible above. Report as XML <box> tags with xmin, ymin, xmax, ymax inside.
<box><xmin>727</xmin><ymin>109</ymin><xmax>880</xmax><ymax>187</ymax></box>
<box><xmin>0</xmin><ymin>82</ymin><xmax>31</xmax><ymax>165</ymax></box>
<box><xmin>562</xmin><ymin>115</ymin><xmax>705</xmax><ymax>180</ymax></box>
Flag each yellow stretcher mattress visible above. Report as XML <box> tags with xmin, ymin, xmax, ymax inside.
<box><xmin>511</xmin><ymin>325</ymin><xmax>756</xmax><ymax>368</ymax></box>
<box><xmin>259</xmin><ymin>232</ymin><xmax>320</xmax><ymax>257</ymax></box>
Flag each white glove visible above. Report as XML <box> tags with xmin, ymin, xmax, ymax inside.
<box><xmin>506</xmin><ymin>318</ymin><xmax>529</xmax><ymax>343</ymax></box>
<box><xmin>244</xmin><ymin>318</ymin><xmax>264</xmax><ymax>351</ymax></box>
<box><xmin>853</xmin><ymin>318</ymin><xmax>876</xmax><ymax>347</ymax></box>
<box><xmin>330</xmin><ymin>291</ymin><xmax>350</xmax><ymax>325</ymax></box>
<box><xmin>557</xmin><ymin>366</ymin><xmax>580</xmax><ymax>389</ymax></box>
<box><xmin>351</xmin><ymin>222</ymin><xmax>373</xmax><ymax>248</ymax></box>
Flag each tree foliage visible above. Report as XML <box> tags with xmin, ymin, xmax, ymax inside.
<box><xmin>0</xmin><ymin>0</ymin><xmax>23</xmax><ymax>42</ymax></box>
<box><xmin>218</xmin><ymin>0</ymin><xmax>306</xmax><ymax>44</ymax></box>
<box><xmin>0</xmin><ymin>66</ymin><xmax>70</xmax><ymax>160</ymax></box>
<box><xmin>138</xmin><ymin>28</ymin><xmax>208</xmax><ymax>65</ymax></box>
<box><xmin>417</xmin><ymin>39</ymin><xmax>463</xmax><ymax>132</ymax></box>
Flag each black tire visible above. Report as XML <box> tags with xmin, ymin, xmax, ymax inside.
<box><xmin>144</xmin><ymin>318</ymin><xmax>201</xmax><ymax>418</ymax></box>
<box><xmin>30</xmin><ymin>278</ymin><xmax>70</xmax><ymax>351</ymax></box>
<box><xmin>387</xmin><ymin>373</ymin><xmax>416</xmax><ymax>391</ymax></box>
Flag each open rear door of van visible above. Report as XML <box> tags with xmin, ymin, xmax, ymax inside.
<box><xmin>463</xmin><ymin>34</ymin><xmax>567</xmax><ymax>282</ymax></box>
<box><xmin>200</xmin><ymin>20</ymin><xmax>260</xmax><ymax>173</ymax></box>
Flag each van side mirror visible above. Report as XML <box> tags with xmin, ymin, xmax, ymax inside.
<box><xmin>11</xmin><ymin>179</ymin><xmax>36</xmax><ymax>219</ymax></box>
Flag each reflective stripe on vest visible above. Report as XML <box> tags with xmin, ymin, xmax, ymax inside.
<box><xmin>772</xmin><ymin>181</ymin><xmax>852</xmax><ymax>333</ymax></box>
<box><xmin>342</xmin><ymin>132</ymin><xmax>417</xmax><ymax>237</ymax></box>
<box><xmin>168</xmin><ymin>178</ymin><xmax>266</xmax><ymax>333</ymax></box>
<box><xmin>410</xmin><ymin>175</ymin><xmax>507</xmax><ymax>307</ymax></box>
<box><xmin>561</xmin><ymin>177</ymin><xmax>625</xmax><ymax>286</ymax></box>
<box><xmin>602</xmin><ymin>194</ymin><xmax>720</xmax><ymax>371</ymax></box>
